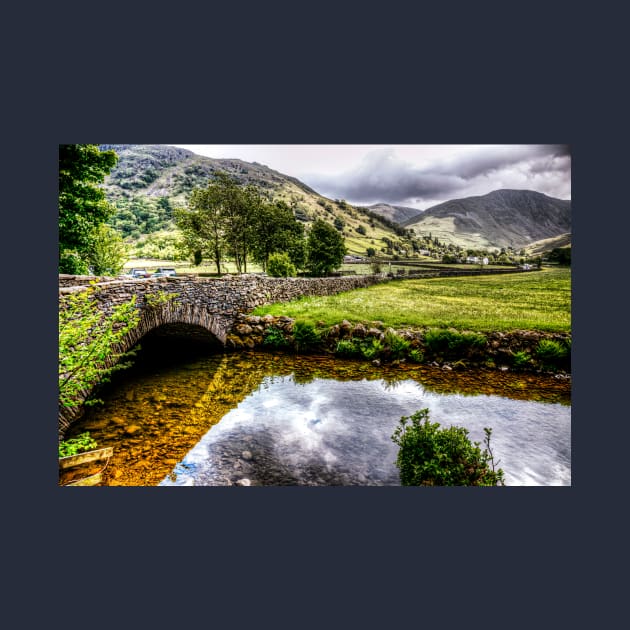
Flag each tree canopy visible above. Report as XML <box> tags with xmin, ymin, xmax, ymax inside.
<box><xmin>305</xmin><ymin>219</ymin><xmax>346</xmax><ymax>276</ymax></box>
<box><xmin>175</xmin><ymin>172</ymin><xmax>306</xmax><ymax>274</ymax></box>
<box><xmin>59</xmin><ymin>144</ymin><xmax>118</xmax><ymax>273</ymax></box>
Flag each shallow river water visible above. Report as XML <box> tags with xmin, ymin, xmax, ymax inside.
<box><xmin>64</xmin><ymin>344</ymin><xmax>571</xmax><ymax>487</ymax></box>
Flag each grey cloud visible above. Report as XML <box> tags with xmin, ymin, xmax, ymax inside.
<box><xmin>442</xmin><ymin>145</ymin><xmax>569</xmax><ymax>179</ymax></box>
<box><xmin>304</xmin><ymin>145</ymin><xmax>571</xmax><ymax>207</ymax></box>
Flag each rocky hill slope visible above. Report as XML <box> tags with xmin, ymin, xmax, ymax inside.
<box><xmin>361</xmin><ymin>203</ymin><xmax>422</xmax><ymax>225</ymax></box>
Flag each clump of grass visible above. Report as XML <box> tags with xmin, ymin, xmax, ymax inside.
<box><xmin>408</xmin><ymin>349</ymin><xmax>424</xmax><ymax>363</ymax></box>
<box><xmin>511</xmin><ymin>350</ymin><xmax>531</xmax><ymax>368</ymax></box>
<box><xmin>59</xmin><ymin>432</ymin><xmax>97</xmax><ymax>458</ymax></box>
<box><xmin>423</xmin><ymin>329</ymin><xmax>486</xmax><ymax>358</ymax></box>
<box><xmin>535</xmin><ymin>338</ymin><xmax>569</xmax><ymax>370</ymax></box>
<box><xmin>360</xmin><ymin>337</ymin><xmax>384</xmax><ymax>360</ymax></box>
<box><xmin>292</xmin><ymin>321</ymin><xmax>321</xmax><ymax>353</ymax></box>
<box><xmin>384</xmin><ymin>328</ymin><xmax>411</xmax><ymax>360</ymax></box>
<box><xmin>336</xmin><ymin>339</ymin><xmax>360</xmax><ymax>357</ymax></box>
<box><xmin>263</xmin><ymin>325</ymin><xmax>290</xmax><ymax>348</ymax></box>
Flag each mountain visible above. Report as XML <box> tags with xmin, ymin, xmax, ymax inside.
<box><xmin>522</xmin><ymin>233</ymin><xmax>572</xmax><ymax>257</ymax></box>
<box><xmin>362</xmin><ymin>203</ymin><xmax>422</xmax><ymax>225</ymax></box>
<box><xmin>402</xmin><ymin>189</ymin><xmax>571</xmax><ymax>251</ymax></box>
<box><xmin>99</xmin><ymin>144</ymin><xmax>412</xmax><ymax>256</ymax></box>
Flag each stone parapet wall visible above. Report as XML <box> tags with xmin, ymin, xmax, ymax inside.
<box><xmin>59</xmin><ymin>274</ymin><xmax>390</xmax><ymax>320</ymax></box>
<box><xmin>58</xmin><ymin>274</ymin><xmax>116</xmax><ymax>287</ymax></box>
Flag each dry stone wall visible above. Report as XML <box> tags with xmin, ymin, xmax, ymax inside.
<box><xmin>59</xmin><ymin>273</ymin><xmax>390</xmax><ymax>327</ymax></box>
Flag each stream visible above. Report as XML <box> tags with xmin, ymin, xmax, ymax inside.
<box><xmin>64</xmin><ymin>342</ymin><xmax>571</xmax><ymax>486</ymax></box>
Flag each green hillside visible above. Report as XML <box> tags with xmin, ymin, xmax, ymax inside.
<box><xmin>99</xmin><ymin>144</ymin><xmax>416</xmax><ymax>259</ymax></box>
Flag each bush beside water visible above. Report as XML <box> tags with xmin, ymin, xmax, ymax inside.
<box><xmin>391</xmin><ymin>408</ymin><xmax>505</xmax><ymax>486</ymax></box>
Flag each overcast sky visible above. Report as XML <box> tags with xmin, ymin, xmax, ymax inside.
<box><xmin>169</xmin><ymin>144</ymin><xmax>571</xmax><ymax>210</ymax></box>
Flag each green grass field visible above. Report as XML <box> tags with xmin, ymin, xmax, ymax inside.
<box><xmin>252</xmin><ymin>267</ymin><xmax>571</xmax><ymax>333</ymax></box>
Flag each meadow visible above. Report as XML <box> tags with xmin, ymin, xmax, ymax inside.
<box><xmin>252</xmin><ymin>267</ymin><xmax>571</xmax><ymax>333</ymax></box>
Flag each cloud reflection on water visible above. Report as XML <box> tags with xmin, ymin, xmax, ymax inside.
<box><xmin>160</xmin><ymin>374</ymin><xmax>570</xmax><ymax>487</ymax></box>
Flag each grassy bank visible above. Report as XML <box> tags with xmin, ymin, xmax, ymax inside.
<box><xmin>252</xmin><ymin>267</ymin><xmax>571</xmax><ymax>333</ymax></box>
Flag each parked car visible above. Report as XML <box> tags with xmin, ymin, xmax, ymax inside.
<box><xmin>123</xmin><ymin>268</ymin><xmax>150</xmax><ymax>279</ymax></box>
<box><xmin>152</xmin><ymin>267</ymin><xmax>177</xmax><ymax>278</ymax></box>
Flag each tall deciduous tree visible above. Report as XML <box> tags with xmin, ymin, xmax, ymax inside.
<box><xmin>250</xmin><ymin>200</ymin><xmax>306</xmax><ymax>272</ymax></box>
<box><xmin>59</xmin><ymin>145</ymin><xmax>118</xmax><ymax>272</ymax></box>
<box><xmin>175</xmin><ymin>176</ymin><xmax>228</xmax><ymax>274</ymax></box>
<box><xmin>176</xmin><ymin>172</ymin><xmax>305</xmax><ymax>275</ymax></box>
<box><xmin>87</xmin><ymin>224</ymin><xmax>128</xmax><ymax>276</ymax></box>
<box><xmin>305</xmin><ymin>219</ymin><xmax>347</xmax><ymax>276</ymax></box>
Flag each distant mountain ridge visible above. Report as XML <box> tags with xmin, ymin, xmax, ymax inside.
<box><xmin>99</xmin><ymin>144</ymin><xmax>314</xmax><ymax>201</ymax></box>
<box><xmin>99</xmin><ymin>146</ymin><xmax>570</xmax><ymax>255</ymax></box>
<box><xmin>402</xmin><ymin>189</ymin><xmax>571</xmax><ymax>250</ymax></box>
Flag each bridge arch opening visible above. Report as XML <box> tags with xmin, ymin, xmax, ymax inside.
<box><xmin>129</xmin><ymin>323</ymin><xmax>225</xmax><ymax>370</ymax></box>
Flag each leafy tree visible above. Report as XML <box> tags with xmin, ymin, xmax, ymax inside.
<box><xmin>59</xmin><ymin>144</ymin><xmax>118</xmax><ymax>272</ymax></box>
<box><xmin>132</xmin><ymin>230</ymin><xmax>188</xmax><ymax>261</ymax></box>
<box><xmin>250</xmin><ymin>200</ymin><xmax>305</xmax><ymax>271</ymax></box>
<box><xmin>391</xmin><ymin>408</ymin><xmax>504</xmax><ymax>486</ymax></box>
<box><xmin>175</xmin><ymin>172</ymin><xmax>260</xmax><ymax>274</ymax></box>
<box><xmin>547</xmin><ymin>246</ymin><xmax>571</xmax><ymax>266</ymax></box>
<box><xmin>267</xmin><ymin>252</ymin><xmax>296</xmax><ymax>277</ymax></box>
<box><xmin>305</xmin><ymin>219</ymin><xmax>347</xmax><ymax>276</ymax></box>
<box><xmin>87</xmin><ymin>224</ymin><xmax>128</xmax><ymax>275</ymax></box>
<box><xmin>59</xmin><ymin>285</ymin><xmax>140</xmax><ymax>410</ymax></box>
<box><xmin>59</xmin><ymin>250</ymin><xmax>90</xmax><ymax>275</ymax></box>
<box><xmin>175</xmin><ymin>180</ymin><xmax>226</xmax><ymax>274</ymax></box>
<box><xmin>222</xmin><ymin>178</ymin><xmax>258</xmax><ymax>273</ymax></box>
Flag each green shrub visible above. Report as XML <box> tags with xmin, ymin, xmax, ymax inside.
<box><xmin>336</xmin><ymin>339</ymin><xmax>360</xmax><ymax>357</ymax></box>
<box><xmin>384</xmin><ymin>328</ymin><xmax>410</xmax><ymax>359</ymax></box>
<box><xmin>292</xmin><ymin>321</ymin><xmax>320</xmax><ymax>352</ymax></box>
<box><xmin>423</xmin><ymin>329</ymin><xmax>486</xmax><ymax>358</ymax></box>
<box><xmin>535</xmin><ymin>338</ymin><xmax>568</xmax><ymax>369</ymax></box>
<box><xmin>59</xmin><ymin>250</ymin><xmax>90</xmax><ymax>275</ymax></box>
<box><xmin>511</xmin><ymin>350</ymin><xmax>531</xmax><ymax>368</ymax></box>
<box><xmin>370</xmin><ymin>259</ymin><xmax>382</xmax><ymax>274</ymax></box>
<box><xmin>408</xmin><ymin>349</ymin><xmax>424</xmax><ymax>363</ymax></box>
<box><xmin>263</xmin><ymin>325</ymin><xmax>290</xmax><ymax>348</ymax></box>
<box><xmin>267</xmin><ymin>252</ymin><xmax>296</xmax><ymax>277</ymax></box>
<box><xmin>360</xmin><ymin>337</ymin><xmax>384</xmax><ymax>359</ymax></box>
<box><xmin>59</xmin><ymin>432</ymin><xmax>97</xmax><ymax>458</ymax></box>
<box><xmin>391</xmin><ymin>408</ymin><xmax>504</xmax><ymax>486</ymax></box>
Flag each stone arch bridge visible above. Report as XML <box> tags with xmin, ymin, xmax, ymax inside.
<box><xmin>58</xmin><ymin>273</ymin><xmax>389</xmax><ymax>435</ymax></box>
